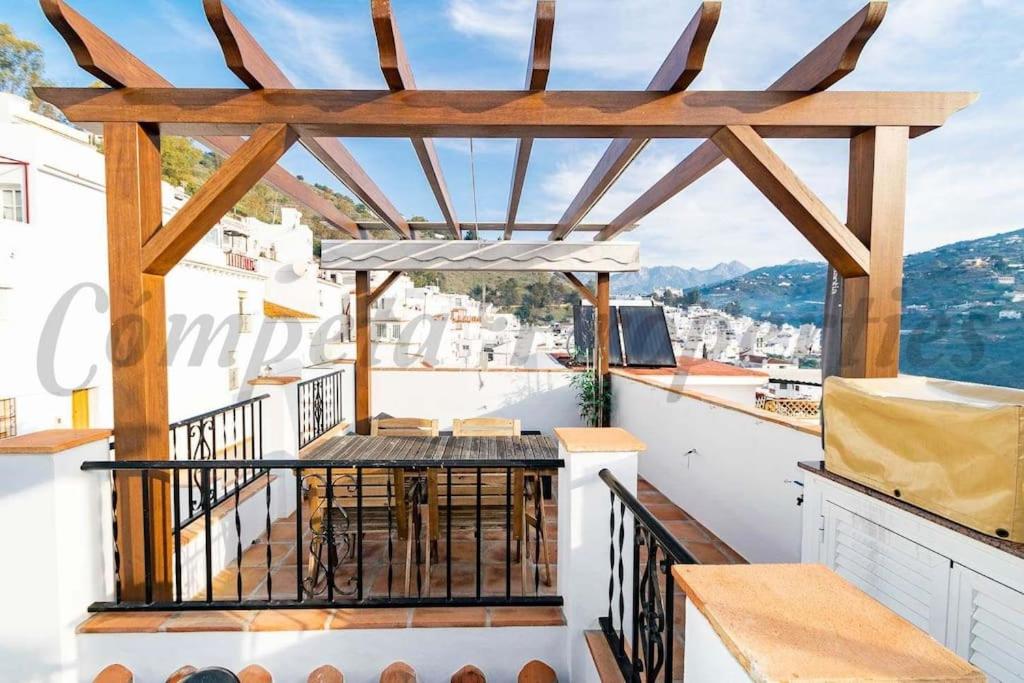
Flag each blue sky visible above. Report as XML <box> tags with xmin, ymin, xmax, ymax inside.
<box><xmin>7</xmin><ymin>0</ymin><xmax>1024</xmax><ymax>267</ymax></box>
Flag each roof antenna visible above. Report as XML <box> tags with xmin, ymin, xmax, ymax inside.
<box><xmin>468</xmin><ymin>137</ymin><xmax>480</xmax><ymax>240</ymax></box>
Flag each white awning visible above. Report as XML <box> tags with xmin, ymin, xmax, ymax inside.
<box><xmin>319</xmin><ymin>240</ymin><xmax>640</xmax><ymax>272</ymax></box>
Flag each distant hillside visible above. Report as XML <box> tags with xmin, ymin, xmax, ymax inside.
<box><xmin>613</xmin><ymin>261</ymin><xmax>750</xmax><ymax>295</ymax></box>
<box><xmin>691</xmin><ymin>229</ymin><xmax>1024</xmax><ymax>388</ymax></box>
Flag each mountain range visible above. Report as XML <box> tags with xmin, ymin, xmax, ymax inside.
<box><xmin>688</xmin><ymin>228</ymin><xmax>1024</xmax><ymax>388</ymax></box>
<box><xmin>613</xmin><ymin>261</ymin><xmax>751</xmax><ymax>294</ymax></box>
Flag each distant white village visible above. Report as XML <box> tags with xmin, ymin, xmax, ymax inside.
<box><xmin>0</xmin><ymin>91</ymin><xmax>822</xmax><ymax>437</ymax></box>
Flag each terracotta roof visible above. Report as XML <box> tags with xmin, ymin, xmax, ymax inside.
<box><xmin>624</xmin><ymin>356</ymin><xmax>768</xmax><ymax>378</ymax></box>
<box><xmin>263</xmin><ymin>300</ymin><xmax>317</xmax><ymax>320</ymax></box>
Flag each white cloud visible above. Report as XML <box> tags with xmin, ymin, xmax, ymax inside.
<box><xmin>231</xmin><ymin>0</ymin><xmax>375</xmax><ymax>88</ymax></box>
<box><xmin>447</xmin><ymin>0</ymin><xmax>533</xmax><ymax>43</ymax></box>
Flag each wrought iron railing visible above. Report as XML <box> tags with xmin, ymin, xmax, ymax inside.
<box><xmin>168</xmin><ymin>394</ymin><xmax>268</xmax><ymax>527</ymax></box>
<box><xmin>298</xmin><ymin>370</ymin><xmax>344</xmax><ymax>448</ymax></box>
<box><xmin>599</xmin><ymin>469</ymin><xmax>697</xmax><ymax>682</ymax></box>
<box><xmin>80</xmin><ymin>457</ymin><xmax>562</xmax><ymax>612</ymax></box>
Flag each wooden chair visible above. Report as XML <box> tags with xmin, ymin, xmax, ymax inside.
<box><xmin>427</xmin><ymin>418</ymin><xmax>552</xmax><ymax>591</ymax></box>
<box><xmin>301</xmin><ymin>418</ymin><xmax>437</xmax><ymax>597</ymax></box>
<box><xmin>373</xmin><ymin>417</ymin><xmax>439</xmax><ymax>595</ymax></box>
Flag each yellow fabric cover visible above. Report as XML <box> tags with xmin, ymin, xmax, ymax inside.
<box><xmin>823</xmin><ymin>376</ymin><xmax>1024</xmax><ymax>542</ymax></box>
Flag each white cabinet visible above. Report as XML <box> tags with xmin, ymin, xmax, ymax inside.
<box><xmin>803</xmin><ymin>471</ymin><xmax>1024</xmax><ymax>682</ymax></box>
<box><xmin>948</xmin><ymin>565</ymin><xmax>1024</xmax><ymax>682</ymax></box>
<box><xmin>822</xmin><ymin>502</ymin><xmax>950</xmax><ymax>640</ymax></box>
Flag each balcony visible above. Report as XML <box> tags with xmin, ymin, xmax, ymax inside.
<box><xmin>5</xmin><ymin>361</ymin><xmax>1015</xmax><ymax>682</ymax></box>
<box><xmin>225</xmin><ymin>251</ymin><xmax>257</xmax><ymax>272</ymax></box>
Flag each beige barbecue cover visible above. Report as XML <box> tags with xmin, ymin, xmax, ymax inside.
<box><xmin>823</xmin><ymin>376</ymin><xmax>1024</xmax><ymax>542</ymax></box>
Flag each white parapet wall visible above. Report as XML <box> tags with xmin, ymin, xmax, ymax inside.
<box><xmin>611</xmin><ymin>372</ymin><xmax>822</xmax><ymax>563</ymax></box>
<box><xmin>0</xmin><ymin>430</ymin><xmax>114</xmax><ymax>683</ymax></box>
<box><xmin>372</xmin><ymin>368</ymin><xmax>584</xmax><ymax>432</ymax></box>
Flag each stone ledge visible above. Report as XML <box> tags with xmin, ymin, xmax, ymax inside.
<box><xmin>554</xmin><ymin>427</ymin><xmax>645</xmax><ymax>453</ymax></box>
<box><xmin>672</xmin><ymin>563</ymin><xmax>982</xmax><ymax>682</ymax></box>
<box><xmin>0</xmin><ymin>428</ymin><xmax>111</xmax><ymax>454</ymax></box>
<box><xmin>247</xmin><ymin>375</ymin><xmax>300</xmax><ymax>386</ymax></box>
<box><xmin>77</xmin><ymin>606</ymin><xmax>567</xmax><ymax>634</ymax></box>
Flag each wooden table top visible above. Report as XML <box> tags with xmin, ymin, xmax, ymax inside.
<box><xmin>298</xmin><ymin>434</ymin><xmax>562</xmax><ymax>468</ymax></box>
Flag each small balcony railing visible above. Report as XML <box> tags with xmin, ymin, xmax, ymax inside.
<box><xmin>225</xmin><ymin>251</ymin><xmax>257</xmax><ymax>272</ymax></box>
<box><xmin>600</xmin><ymin>468</ymin><xmax>697</xmax><ymax>682</ymax></box>
<box><xmin>298</xmin><ymin>370</ymin><xmax>344</xmax><ymax>448</ymax></box>
<box><xmin>80</xmin><ymin>458</ymin><xmax>561</xmax><ymax>612</ymax></box>
<box><xmin>168</xmin><ymin>394</ymin><xmax>268</xmax><ymax>526</ymax></box>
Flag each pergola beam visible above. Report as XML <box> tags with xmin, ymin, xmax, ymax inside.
<box><xmin>549</xmin><ymin>1</ymin><xmax>720</xmax><ymax>241</ymax></box>
<box><xmin>369</xmin><ymin>271</ymin><xmax>404</xmax><ymax>305</ymax></box>
<box><xmin>38</xmin><ymin>88</ymin><xmax>976</xmax><ymax>139</ymax></box>
<box><xmin>562</xmin><ymin>272</ymin><xmax>598</xmax><ymax>306</ymax></box>
<box><xmin>143</xmin><ymin>124</ymin><xmax>298</xmax><ymax>275</ymax></box>
<box><xmin>711</xmin><ymin>125</ymin><xmax>870</xmax><ymax>278</ymax></box>
<box><xmin>372</xmin><ymin>0</ymin><xmax>459</xmax><ymax>238</ymax></box>
<box><xmin>504</xmin><ymin>0</ymin><xmax>555</xmax><ymax>240</ymax></box>
<box><xmin>39</xmin><ymin>0</ymin><xmax>358</xmax><ymax>236</ymax></box>
<box><xmin>203</xmin><ymin>0</ymin><xmax>409</xmax><ymax>239</ymax></box>
<box><xmin>598</xmin><ymin>1</ymin><xmax>889</xmax><ymax>241</ymax></box>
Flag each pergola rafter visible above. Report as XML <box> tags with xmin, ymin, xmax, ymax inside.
<box><xmin>203</xmin><ymin>0</ymin><xmax>410</xmax><ymax>239</ymax></box>
<box><xmin>372</xmin><ymin>0</ymin><xmax>460</xmax><ymax>239</ymax></box>
<box><xmin>597</xmin><ymin>1</ymin><xmax>889</xmax><ymax>241</ymax></box>
<box><xmin>39</xmin><ymin>0</ymin><xmax>359</xmax><ymax>236</ymax></box>
<box><xmin>34</xmin><ymin>0</ymin><xmax>976</xmax><ymax>601</ymax></box>
<box><xmin>504</xmin><ymin>0</ymin><xmax>555</xmax><ymax>240</ymax></box>
<box><xmin>548</xmin><ymin>1</ymin><xmax>721</xmax><ymax>241</ymax></box>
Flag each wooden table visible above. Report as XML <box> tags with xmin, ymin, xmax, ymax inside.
<box><xmin>297</xmin><ymin>434</ymin><xmax>562</xmax><ymax>468</ymax></box>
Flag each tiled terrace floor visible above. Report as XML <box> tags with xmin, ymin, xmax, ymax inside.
<box><xmin>79</xmin><ymin>477</ymin><xmax>743</xmax><ymax>640</ymax></box>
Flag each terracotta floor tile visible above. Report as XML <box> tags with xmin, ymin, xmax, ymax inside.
<box><xmin>410</xmin><ymin>607</ymin><xmax>487</xmax><ymax>628</ymax></box>
<box><xmin>661</xmin><ymin>521</ymin><xmax>710</xmax><ymax>544</ymax></box>
<box><xmin>646</xmin><ymin>504</ymin><xmax>691</xmax><ymax>522</ymax></box>
<box><xmin>249</xmin><ymin>609</ymin><xmax>332</xmax><ymax>631</ymax></box>
<box><xmin>241</xmin><ymin>542</ymin><xmax>293</xmax><ymax>567</ymax></box>
<box><xmin>712</xmin><ymin>541</ymin><xmax>747</xmax><ymax>564</ymax></box>
<box><xmin>77</xmin><ymin>611</ymin><xmax>174</xmax><ymax>634</ymax></box>
<box><xmin>330</xmin><ymin>608</ymin><xmax>410</xmax><ymax>629</ymax></box>
<box><xmin>680</xmin><ymin>541</ymin><xmax>730</xmax><ymax>565</ymax></box>
<box><xmin>161</xmin><ymin>610</ymin><xmax>253</xmax><ymax>632</ymax></box>
<box><xmin>205</xmin><ymin>566</ymin><xmax>271</xmax><ymax>601</ymax></box>
<box><xmin>488</xmin><ymin>607</ymin><xmax>565</xmax><ymax>627</ymax></box>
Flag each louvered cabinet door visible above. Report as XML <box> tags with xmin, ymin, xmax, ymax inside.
<box><xmin>822</xmin><ymin>502</ymin><xmax>951</xmax><ymax>640</ymax></box>
<box><xmin>948</xmin><ymin>564</ymin><xmax>1024</xmax><ymax>682</ymax></box>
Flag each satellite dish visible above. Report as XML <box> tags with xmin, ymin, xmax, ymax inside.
<box><xmin>292</xmin><ymin>261</ymin><xmax>308</xmax><ymax>277</ymax></box>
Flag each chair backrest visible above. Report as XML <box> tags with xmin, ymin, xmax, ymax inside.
<box><xmin>371</xmin><ymin>417</ymin><xmax>439</xmax><ymax>437</ymax></box>
<box><xmin>452</xmin><ymin>417</ymin><xmax>521</xmax><ymax>437</ymax></box>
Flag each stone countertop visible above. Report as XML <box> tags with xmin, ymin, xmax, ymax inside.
<box><xmin>673</xmin><ymin>563</ymin><xmax>983</xmax><ymax>683</ymax></box>
<box><xmin>799</xmin><ymin>460</ymin><xmax>1024</xmax><ymax>560</ymax></box>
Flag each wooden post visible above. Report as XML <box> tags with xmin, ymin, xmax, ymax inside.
<box><xmin>840</xmin><ymin>126</ymin><xmax>909</xmax><ymax>377</ymax></box>
<box><xmin>355</xmin><ymin>271</ymin><xmax>371</xmax><ymax>434</ymax></box>
<box><xmin>596</xmin><ymin>272</ymin><xmax>611</xmax><ymax>427</ymax></box>
<box><xmin>104</xmin><ymin>122</ymin><xmax>172</xmax><ymax>600</ymax></box>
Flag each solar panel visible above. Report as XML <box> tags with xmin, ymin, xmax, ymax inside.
<box><xmin>572</xmin><ymin>304</ymin><xmax>623</xmax><ymax>366</ymax></box>
<box><xmin>619</xmin><ymin>306</ymin><xmax>676</xmax><ymax>367</ymax></box>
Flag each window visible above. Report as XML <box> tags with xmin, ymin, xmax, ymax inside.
<box><xmin>374</xmin><ymin>323</ymin><xmax>388</xmax><ymax>340</ymax></box>
<box><xmin>1</xmin><ymin>185</ymin><xmax>24</xmax><ymax>222</ymax></box>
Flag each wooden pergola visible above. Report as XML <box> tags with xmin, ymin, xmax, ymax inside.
<box><xmin>37</xmin><ymin>0</ymin><xmax>974</xmax><ymax>599</ymax></box>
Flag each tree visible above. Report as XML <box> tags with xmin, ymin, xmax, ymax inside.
<box><xmin>0</xmin><ymin>23</ymin><xmax>61</xmax><ymax>120</ymax></box>
<box><xmin>161</xmin><ymin>136</ymin><xmax>204</xmax><ymax>191</ymax></box>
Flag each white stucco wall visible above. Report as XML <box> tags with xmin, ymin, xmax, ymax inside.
<box><xmin>611</xmin><ymin>373</ymin><xmax>822</xmax><ymax>563</ymax></box>
<box><xmin>371</xmin><ymin>369</ymin><xmax>584</xmax><ymax>432</ymax></box>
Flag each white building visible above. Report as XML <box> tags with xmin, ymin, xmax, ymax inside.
<box><xmin>0</xmin><ymin>93</ymin><xmax>347</xmax><ymax>435</ymax></box>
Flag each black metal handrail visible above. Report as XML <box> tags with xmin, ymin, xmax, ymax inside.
<box><xmin>599</xmin><ymin>468</ymin><xmax>697</xmax><ymax>682</ymax></box>
<box><xmin>169</xmin><ymin>394</ymin><xmax>269</xmax><ymax>527</ymax></box>
<box><xmin>81</xmin><ymin>458</ymin><xmax>563</xmax><ymax>613</ymax></box>
<box><xmin>298</xmin><ymin>370</ymin><xmax>344</xmax><ymax>448</ymax></box>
